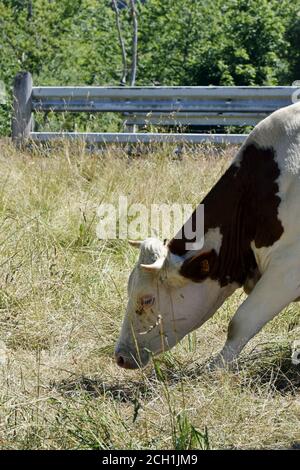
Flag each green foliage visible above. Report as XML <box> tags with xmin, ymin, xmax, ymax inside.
<box><xmin>0</xmin><ymin>0</ymin><xmax>299</xmax><ymax>135</ymax></box>
<box><xmin>285</xmin><ymin>11</ymin><xmax>300</xmax><ymax>82</ymax></box>
<box><xmin>138</xmin><ymin>0</ymin><xmax>297</xmax><ymax>86</ymax></box>
<box><xmin>174</xmin><ymin>413</ymin><xmax>210</xmax><ymax>450</ymax></box>
<box><xmin>55</xmin><ymin>396</ymin><xmax>116</xmax><ymax>450</ymax></box>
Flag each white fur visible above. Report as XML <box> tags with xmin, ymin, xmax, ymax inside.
<box><xmin>116</xmin><ymin>102</ymin><xmax>300</xmax><ymax>369</ymax></box>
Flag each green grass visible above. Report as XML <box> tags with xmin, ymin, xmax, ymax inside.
<box><xmin>0</xmin><ymin>138</ymin><xmax>299</xmax><ymax>449</ymax></box>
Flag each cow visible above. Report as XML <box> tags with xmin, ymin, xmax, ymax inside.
<box><xmin>115</xmin><ymin>101</ymin><xmax>300</xmax><ymax>370</ymax></box>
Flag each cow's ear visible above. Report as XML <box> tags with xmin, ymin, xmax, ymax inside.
<box><xmin>180</xmin><ymin>249</ymin><xmax>217</xmax><ymax>282</ymax></box>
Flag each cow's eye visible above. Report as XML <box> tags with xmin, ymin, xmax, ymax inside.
<box><xmin>141</xmin><ymin>295</ymin><xmax>155</xmax><ymax>309</ymax></box>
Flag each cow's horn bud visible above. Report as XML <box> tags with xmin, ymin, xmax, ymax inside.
<box><xmin>129</xmin><ymin>240</ymin><xmax>142</xmax><ymax>248</ymax></box>
<box><xmin>140</xmin><ymin>257</ymin><xmax>165</xmax><ymax>272</ymax></box>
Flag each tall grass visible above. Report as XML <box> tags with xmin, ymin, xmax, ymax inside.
<box><xmin>0</xmin><ymin>139</ymin><xmax>299</xmax><ymax>449</ymax></box>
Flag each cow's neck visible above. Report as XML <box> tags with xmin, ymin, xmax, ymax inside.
<box><xmin>168</xmin><ymin>144</ymin><xmax>283</xmax><ymax>288</ymax></box>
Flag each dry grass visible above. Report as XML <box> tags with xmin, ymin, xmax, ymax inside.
<box><xmin>0</xmin><ymin>138</ymin><xmax>299</xmax><ymax>450</ymax></box>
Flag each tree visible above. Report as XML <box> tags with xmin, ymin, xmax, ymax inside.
<box><xmin>0</xmin><ymin>0</ymin><xmax>298</xmax><ymax>136</ymax></box>
<box><xmin>286</xmin><ymin>11</ymin><xmax>300</xmax><ymax>83</ymax></box>
<box><xmin>111</xmin><ymin>0</ymin><xmax>138</xmax><ymax>86</ymax></box>
<box><xmin>137</xmin><ymin>0</ymin><xmax>293</xmax><ymax>86</ymax></box>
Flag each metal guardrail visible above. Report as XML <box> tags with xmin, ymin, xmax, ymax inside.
<box><xmin>123</xmin><ymin>112</ymin><xmax>269</xmax><ymax>127</ymax></box>
<box><xmin>11</xmin><ymin>71</ymin><xmax>297</xmax><ymax>146</ymax></box>
<box><xmin>31</xmin><ymin>132</ymin><xmax>247</xmax><ymax>144</ymax></box>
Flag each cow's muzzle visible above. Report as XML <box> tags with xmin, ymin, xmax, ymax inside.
<box><xmin>114</xmin><ymin>344</ymin><xmax>150</xmax><ymax>369</ymax></box>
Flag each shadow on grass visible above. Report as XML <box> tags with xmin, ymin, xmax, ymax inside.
<box><xmin>54</xmin><ymin>376</ymin><xmax>155</xmax><ymax>403</ymax></box>
<box><xmin>53</xmin><ymin>345</ymin><xmax>300</xmax><ymax>403</ymax></box>
<box><xmin>52</xmin><ymin>360</ymin><xmax>205</xmax><ymax>403</ymax></box>
<box><xmin>240</xmin><ymin>344</ymin><xmax>300</xmax><ymax>394</ymax></box>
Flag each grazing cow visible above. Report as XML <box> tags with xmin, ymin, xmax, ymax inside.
<box><xmin>115</xmin><ymin>102</ymin><xmax>300</xmax><ymax>369</ymax></box>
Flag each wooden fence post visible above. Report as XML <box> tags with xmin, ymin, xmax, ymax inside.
<box><xmin>12</xmin><ymin>71</ymin><xmax>33</xmax><ymax>146</ymax></box>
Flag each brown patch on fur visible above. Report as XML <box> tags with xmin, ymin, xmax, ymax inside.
<box><xmin>169</xmin><ymin>144</ymin><xmax>284</xmax><ymax>287</ymax></box>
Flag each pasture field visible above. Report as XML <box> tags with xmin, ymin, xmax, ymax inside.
<box><xmin>0</xmin><ymin>139</ymin><xmax>299</xmax><ymax>450</ymax></box>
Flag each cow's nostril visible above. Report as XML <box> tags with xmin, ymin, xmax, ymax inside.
<box><xmin>116</xmin><ymin>354</ymin><xmax>125</xmax><ymax>367</ymax></box>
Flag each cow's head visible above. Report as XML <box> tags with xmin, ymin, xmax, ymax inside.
<box><xmin>115</xmin><ymin>237</ymin><xmax>236</xmax><ymax>369</ymax></box>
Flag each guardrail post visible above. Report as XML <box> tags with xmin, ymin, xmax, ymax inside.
<box><xmin>12</xmin><ymin>71</ymin><xmax>33</xmax><ymax>146</ymax></box>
